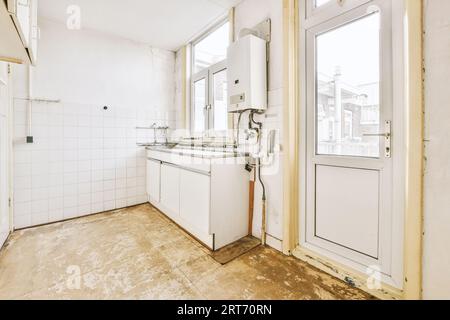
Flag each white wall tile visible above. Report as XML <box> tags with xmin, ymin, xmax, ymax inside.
<box><xmin>91</xmin><ymin>182</ymin><xmax>103</xmax><ymax>193</ymax></box>
<box><xmin>49</xmin><ymin>210</ymin><xmax>64</xmax><ymax>222</ymax></box>
<box><xmin>115</xmin><ymin>188</ymin><xmax>127</xmax><ymax>200</ymax></box>
<box><xmin>103</xmin><ymin>201</ymin><xmax>115</xmax><ymax>211</ymax></box>
<box><xmin>49</xmin><ymin>197</ymin><xmax>63</xmax><ymax>211</ymax></box>
<box><xmin>78</xmin><ymin>171</ymin><xmax>92</xmax><ymax>183</ymax></box>
<box><xmin>32</xmin><ymin>188</ymin><xmax>49</xmax><ymax>201</ymax></box>
<box><xmin>32</xmin><ymin>199</ymin><xmax>49</xmax><ymax>214</ymax></box>
<box><xmin>91</xmin><ymin>203</ymin><xmax>104</xmax><ymax>214</ymax></box>
<box><xmin>103</xmin><ymin>190</ymin><xmax>115</xmax><ymax>201</ymax></box>
<box><xmin>49</xmin><ymin>186</ymin><xmax>64</xmax><ymax>198</ymax></box>
<box><xmin>14</xmin><ymin>215</ymin><xmax>31</xmax><ymax>229</ymax></box>
<box><xmin>64</xmin><ymin>195</ymin><xmax>78</xmax><ymax>208</ymax></box>
<box><xmin>64</xmin><ymin>207</ymin><xmax>78</xmax><ymax>219</ymax></box>
<box><xmin>115</xmin><ymin>199</ymin><xmax>127</xmax><ymax>208</ymax></box>
<box><xmin>64</xmin><ymin>173</ymin><xmax>78</xmax><ymax>185</ymax></box>
<box><xmin>103</xmin><ymin>180</ymin><xmax>115</xmax><ymax>191</ymax></box>
<box><xmin>32</xmin><ymin>213</ymin><xmax>49</xmax><ymax>226</ymax></box>
<box><xmin>78</xmin><ymin>194</ymin><xmax>91</xmax><ymax>206</ymax></box>
<box><xmin>14</xmin><ymin>189</ymin><xmax>32</xmax><ymax>203</ymax></box>
<box><xmin>103</xmin><ymin>169</ymin><xmax>115</xmax><ymax>181</ymax></box>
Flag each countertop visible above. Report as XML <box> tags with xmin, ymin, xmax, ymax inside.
<box><xmin>145</xmin><ymin>145</ymin><xmax>249</xmax><ymax>159</ymax></box>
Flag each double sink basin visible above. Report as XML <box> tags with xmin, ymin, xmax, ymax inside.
<box><xmin>138</xmin><ymin>142</ymin><xmax>247</xmax><ymax>159</ymax></box>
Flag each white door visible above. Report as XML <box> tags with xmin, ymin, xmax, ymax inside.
<box><xmin>179</xmin><ymin>168</ymin><xmax>210</xmax><ymax>235</ymax></box>
<box><xmin>160</xmin><ymin>163</ymin><xmax>180</xmax><ymax>221</ymax></box>
<box><xmin>303</xmin><ymin>0</ymin><xmax>400</xmax><ymax>286</ymax></box>
<box><xmin>0</xmin><ymin>64</ymin><xmax>10</xmax><ymax>248</ymax></box>
<box><xmin>147</xmin><ymin>159</ymin><xmax>161</xmax><ymax>204</ymax></box>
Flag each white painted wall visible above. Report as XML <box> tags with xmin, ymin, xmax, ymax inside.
<box><xmin>423</xmin><ymin>0</ymin><xmax>450</xmax><ymax>300</ymax></box>
<box><xmin>12</xmin><ymin>19</ymin><xmax>175</xmax><ymax>228</ymax></box>
<box><xmin>234</xmin><ymin>0</ymin><xmax>284</xmax><ymax>242</ymax></box>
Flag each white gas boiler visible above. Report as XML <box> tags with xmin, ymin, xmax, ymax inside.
<box><xmin>227</xmin><ymin>34</ymin><xmax>267</xmax><ymax>113</ymax></box>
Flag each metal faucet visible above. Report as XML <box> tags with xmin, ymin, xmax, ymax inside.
<box><xmin>150</xmin><ymin>123</ymin><xmax>158</xmax><ymax>144</ymax></box>
<box><xmin>161</xmin><ymin>126</ymin><xmax>170</xmax><ymax>144</ymax></box>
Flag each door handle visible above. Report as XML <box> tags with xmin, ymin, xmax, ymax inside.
<box><xmin>363</xmin><ymin>121</ymin><xmax>392</xmax><ymax>158</ymax></box>
<box><xmin>363</xmin><ymin>133</ymin><xmax>391</xmax><ymax>137</ymax></box>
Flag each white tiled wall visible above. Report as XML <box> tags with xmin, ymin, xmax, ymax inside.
<box><xmin>12</xmin><ymin>19</ymin><xmax>175</xmax><ymax>229</ymax></box>
<box><xmin>13</xmin><ymin>101</ymin><xmax>160</xmax><ymax>228</ymax></box>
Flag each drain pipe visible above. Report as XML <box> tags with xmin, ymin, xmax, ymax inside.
<box><xmin>27</xmin><ymin>65</ymin><xmax>33</xmax><ymax>143</ymax></box>
<box><xmin>257</xmin><ymin>157</ymin><xmax>267</xmax><ymax>246</ymax></box>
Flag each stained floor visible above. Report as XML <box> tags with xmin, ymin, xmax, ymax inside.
<box><xmin>0</xmin><ymin>204</ymin><xmax>374</xmax><ymax>300</ymax></box>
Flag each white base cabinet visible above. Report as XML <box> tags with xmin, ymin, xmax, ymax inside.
<box><xmin>146</xmin><ymin>150</ymin><xmax>249</xmax><ymax>251</ymax></box>
<box><xmin>160</xmin><ymin>164</ymin><xmax>180</xmax><ymax>221</ymax></box>
<box><xmin>179</xmin><ymin>168</ymin><xmax>210</xmax><ymax>238</ymax></box>
<box><xmin>1</xmin><ymin>0</ymin><xmax>39</xmax><ymax>64</ymax></box>
<box><xmin>146</xmin><ymin>159</ymin><xmax>161</xmax><ymax>204</ymax></box>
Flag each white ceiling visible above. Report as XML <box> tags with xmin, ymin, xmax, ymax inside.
<box><xmin>38</xmin><ymin>0</ymin><xmax>241</xmax><ymax>51</ymax></box>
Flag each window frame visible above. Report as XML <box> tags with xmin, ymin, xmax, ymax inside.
<box><xmin>190</xmin><ymin>19</ymin><xmax>230</xmax><ymax>135</ymax></box>
<box><xmin>304</xmin><ymin>0</ymin><xmax>373</xmax><ymax>28</ymax></box>
<box><xmin>208</xmin><ymin>61</ymin><xmax>228</xmax><ymax>135</ymax></box>
<box><xmin>191</xmin><ymin>68</ymin><xmax>209</xmax><ymax>134</ymax></box>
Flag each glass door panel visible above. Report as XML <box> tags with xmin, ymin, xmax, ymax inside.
<box><xmin>315</xmin><ymin>12</ymin><xmax>381</xmax><ymax>158</ymax></box>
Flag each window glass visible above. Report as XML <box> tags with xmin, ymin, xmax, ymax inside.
<box><xmin>193</xmin><ymin>22</ymin><xmax>230</xmax><ymax>74</ymax></box>
<box><xmin>316</xmin><ymin>13</ymin><xmax>381</xmax><ymax>158</ymax></box>
<box><xmin>193</xmin><ymin>79</ymin><xmax>207</xmax><ymax>132</ymax></box>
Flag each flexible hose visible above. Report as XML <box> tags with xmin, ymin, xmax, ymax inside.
<box><xmin>250</xmin><ymin>111</ymin><xmax>267</xmax><ymax>245</ymax></box>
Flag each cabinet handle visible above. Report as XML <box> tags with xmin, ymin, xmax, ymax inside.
<box><xmin>148</xmin><ymin>158</ymin><xmax>211</xmax><ymax>176</ymax></box>
<box><xmin>147</xmin><ymin>158</ymin><xmax>162</xmax><ymax>164</ymax></box>
<box><xmin>161</xmin><ymin>162</ymin><xmax>211</xmax><ymax>177</ymax></box>
<box><xmin>18</xmin><ymin>0</ymin><xmax>30</xmax><ymax>7</ymax></box>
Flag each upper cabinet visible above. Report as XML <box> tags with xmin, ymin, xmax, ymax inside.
<box><xmin>0</xmin><ymin>0</ymin><xmax>39</xmax><ymax>65</ymax></box>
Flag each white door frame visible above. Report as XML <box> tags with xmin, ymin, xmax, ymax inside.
<box><xmin>191</xmin><ymin>68</ymin><xmax>209</xmax><ymax>135</ymax></box>
<box><xmin>298</xmin><ymin>0</ymin><xmax>406</xmax><ymax>290</ymax></box>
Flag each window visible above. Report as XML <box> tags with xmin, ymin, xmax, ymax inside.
<box><xmin>191</xmin><ymin>21</ymin><xmax>230</xmax><ymax>134</ymax></box>
<box><xmin>193</xmin><ymin>78</ymin><xmax>207</xmax><ymax>132</ymax></box>
<box><xmin>306</xmin><ymin>0</ymin><xmax>372</xmax><ymax>21</ymax></box>
<box><xmin>193</xmin><ymin>22</ymin><xmax>230</xmax><ymax>74</ymax></box>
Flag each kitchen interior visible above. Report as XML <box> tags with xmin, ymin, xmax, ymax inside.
<box><xmin>0</xmin><ymin>0</ymin><xmax>449</xmax><ymax>301</ymax></box>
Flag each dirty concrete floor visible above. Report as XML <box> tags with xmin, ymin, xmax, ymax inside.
<box><xmin>0</xmin><ymin>204</ymin><xmax>374</xmax><ymax>300</ymax></box>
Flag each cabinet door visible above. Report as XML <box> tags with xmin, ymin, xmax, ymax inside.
<box><xmin>15</xmin><ymin>0</ymin><xmax>31</xmax><ymax>47</ymax></box>
<box><xmin>28</xmin><ymin>0</ymin><xmax>38</xmax><ymax>64</ymax></box>
<box><xmin>0</xmin><ymin>89</ymin><xmax>9</xmax><ymax>247</ymax></box>
<box><xmin>160</xmin><ymin>164</ymin><xmax>180</xmax><ymax>220</ymax></box>
<box><xmin>146</xmin><ymin>159</ymin><xmax>160</xmax><ymax>203</ymax></box>
<box><xmin>180</xmin><ymin>169</ymin><xmax>210</xmax><ymax>235</ymax></box>
<box><xmin>0</xmin><ymin>64</ymin><xmax>7</xmax><ymax>116</ymax></box>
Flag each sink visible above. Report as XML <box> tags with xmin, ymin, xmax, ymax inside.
<box><xmin>137</xmin><ymin>143</ymin><xmax>178</xmax><ymax>149</ymax></box>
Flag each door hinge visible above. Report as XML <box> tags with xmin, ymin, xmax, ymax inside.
<box><xmin>7</xmin><ymin>64</ymin><xmax>12</xmax><ymax>74</ymax></box>
<box><xmin>8</xmin><ymin>198</ymin><xmax>12</xmax><ymax>208</ymax></box>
